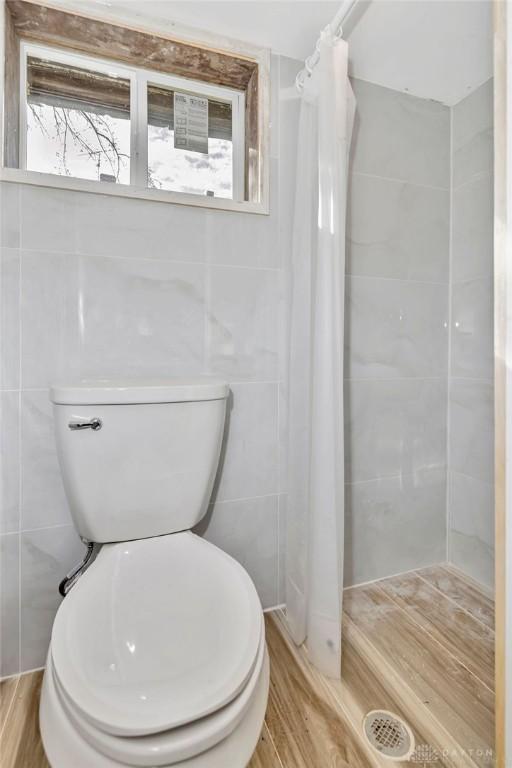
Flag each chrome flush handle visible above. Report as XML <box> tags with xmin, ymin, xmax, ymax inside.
<box><xmin>68</xmin><ymin>418</ymin><xmax>103</xmax><ymax>431</ymax></box>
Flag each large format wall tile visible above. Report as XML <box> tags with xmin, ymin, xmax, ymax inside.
<box><xmin>206</xmin><ymin>265</ymin><xmax>279</xmax><ymax>381</ymax></box>
<box><xmin>21</xmin><ymin>252</ymin><xmax>207</xmax><ymax>386</ymax></box>
<box><xmin>20</xmin><ymin>391</ymin><xmax>71</xmax><ymax>531</ymax></box>
<box><xmin>20</xmin><ymin>525</ymin><xmax>84</xmax><ymax>670</ymax></box>
<box><xmin>452</xmin><ymin>78</ymin><xmax>493</xmax><ymax>189</ymax></box>
<box><xmin>449</xmin><ymin>471</ymin><xmax>494</xmax><ymax>589</ymax></box>
<box><xmin>451</xmin><ymin>277</ymin><xmax>493</xmax><ymax>380</ymax></box>
<box><xmin>20</xmin><ymin>250</ymin><xmax>78</xmax><ymax>389</ymax></box>
<box><xmin>1</xmin><ymin>58</ymin><xmax>291</xmax><ymax>676</ymax></box>
<box><xmin>0</xmin><ymin>183</ymin><xmax>20</xmax><ymax>249</ymax></box>
<box><xmin>0</xmin><ymin>533</ymin><xmax>19</xmax><ymax>677</ymax></box>
<box><xmin>449</xmin><ymin>378</ymin><xmax>494</xmax><ymax>484</ymax></box>
<box><xmin>213</xmin><ymin>382</ymin><xmax>278</xmax><ymax>502</ymax></box>
<box><xmin>346</xmin><ymin>174</ymin><xmax>449</xmax><ymax>282</ymax></box>
<box><xmin>278</xmin><ymin>58</ymin><xmax>302</xmax><ymax>273</ymax></box>
<box><xmin>344</xmin><ymin>378</ymin><xmax>447</xmax><ymax>483</ymax></box>
<box><xmin>452</xmin><ymin>173</ymin><xmax>493</xmax><ymax>282</ymax></box>
<box><xmin>345</xmin><ymin>276</ymin><xmax>448</xmax><ymax>379</ymax></box>
<box><xmin>75</xmin><ymin>192</ymin><xmax>208</xmax><ymax>262</ymax></box>
<box><xmin>344</xmin><ymin>468</ymin><xmax>446</xmax><ymax>586</ymax></box>
<box><xmin>351</xmin><ymin>79</ymin><xmax>450</xmax><ymax>189</ymax></box>
<box><xmin>447</xmin><ymin>81</ymin><xmax>494</xmax><ymax>590</ymax></box>
<box><xmin>196</xmin><ymin>495</ymin><xmax>279</xmax><ymax>609</ymax></box>
<box><xmin>1</xmin><ymin>248</ymin><xmax>20</xmax><ymax>390</ymax></box>
<box><xmin>21</xmin><ymin>186</ymin><xmax>77</xmax><ymax>253</ymax></box>
<box><xmin>205</xmin><ymin>166</ymin><xmax>280</xmax><ymax>270</ymax></box>
<box><xmin>1</xmin><ymin>391</ymin><xmax>20</xmax><ymax>534</ymax></box>
<box><xmin>278</xmin><ymin>494</ymin><xmax>286</xmax><ymax>604</ymax></box>
<box><xmin>75</xmin><ymin>255</ymin><xmax>206</xmax><ymax>380</ymax></box>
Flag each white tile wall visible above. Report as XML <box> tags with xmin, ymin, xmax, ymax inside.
<box><xmin>344</xmin><ymin>378</ymin><xmax>448</xmax><ymax>484</ymax></box>
<box><xmin>346</xmin><ymin>174</ymin><xmax>449</xmax><ymax>282</ymax></box>
<box><xmin>345</xmin><ymin>276</ymin><xmax>448</xmax><ymax>380</ymax></box>
<box><xmin>1</xmin><ymin>248</ymin><xmax>20</xmax><ymax>390</ymax></box>
<box><xmin>344</xmin><ymin>467</ymin><xmax>447</xmax><ymax>585</ymax></box>
<box><xmin>20</xmin><ymin>525</ymin><xmax>84</xmax><ymax>671</ymax></box>
<box><xmin>343</xmin><ymin>79</ymin><xmax>450</xmax><ymax>585</ymax></box>
<box><xmin>448</xmin><ymin>78</ymin><xmax>494</xmax><ymax>589</ymax></box>
<box><xmin>1</xmin><ymin>392</ymin><xmax>20</xmax><ymax>534</ymax></box>
<box><xmin>350</xmin><ymin>79</ymin><xmax>450</xmax><ymax>188</ymax></box>
<box><xmin>197</xmin><ymin>495</ymin><xmax>279</xmax><ymax>609</ymax></box>
<box><xmin>0</xmin><ymin>533</ymin><xmax>19</xmax><ymax>676</ymax></box>
<box><xmin>0</xmin><ymin>60</ymin><xmax>493</xmax><ymax>675</ymax></box>
<box><xmin>0</xmin><ymin>53</ymin><xmax>299</xmax><ymax>676</ymax></box>
<box><xmin>212</xmin><ymin>383</ymin><xmax>279</xmax><ymax>503</ymax></box>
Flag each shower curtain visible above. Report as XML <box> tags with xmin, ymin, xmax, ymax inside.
<box><xmin>285</xmin><ymin>30</ymin><xmax>355</xmax><ymax>679</ymax></box>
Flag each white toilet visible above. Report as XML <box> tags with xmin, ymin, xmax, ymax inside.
<box><xmin>39</xmin><ymin>378</ymin><xmax>269</xmax><ymax>768</ymax></box>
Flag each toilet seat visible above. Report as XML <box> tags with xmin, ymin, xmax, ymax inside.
<box><xmin>50</xmin><ymin>628</ymin><xmax>267</xmax><ymax>766</ymax></box>
<box><xmin>51</xmin><ymin>532</ymin><xmax>263</xmax><ymax>739</ymax></box>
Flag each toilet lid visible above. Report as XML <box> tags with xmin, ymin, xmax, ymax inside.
<box><xmin>51</xmin><ymin>532</ymin><xmax>263</xmax><ymax>738</ymax></box>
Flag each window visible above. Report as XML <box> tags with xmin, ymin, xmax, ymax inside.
<box><xmin>3</xmin><ymin>0</ymin><xmax>269</xmax><ymax>212</ymax></box>
<box><xmin>20</xmin><ymin>42</ymin><xmax>245</xmax><ymax>201</ymax></box>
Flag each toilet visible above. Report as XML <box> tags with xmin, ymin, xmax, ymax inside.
<box><xmin>39</xmin><ymin>378</ymin><xmax>269</xmax><ymax>768</ymax></box>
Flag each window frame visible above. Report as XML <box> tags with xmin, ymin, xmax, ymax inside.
<box><xmin>19</xmin><ymin>40</ymin><xmax>246</xmax><ymax>201</ymax></box>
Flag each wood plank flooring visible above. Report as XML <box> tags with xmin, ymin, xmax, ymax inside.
<box><xmin>0</xmin><ymin>564</ymin><xmax>495</xmax><ymax>768</ymax></box>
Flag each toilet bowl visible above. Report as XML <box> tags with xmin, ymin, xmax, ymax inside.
<box><xmin>39</xmin><ymin>378</ymin><xmax>269</xmax><ymax>768</ymax></box>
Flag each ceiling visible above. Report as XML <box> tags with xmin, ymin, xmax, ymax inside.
<box><xmin>117</xmin><ymin>1</ymin><xmax>342</xmax><ymax>60</ymax></box>
<box><xmin>54</xmin><ymin>0</ymin><xmax>493</xmax><ymax>106</ymax></box>
<box><xmin>346</xmin><ymin>1</ymin><xmax>493</xmax><ymax>106</ymax></box>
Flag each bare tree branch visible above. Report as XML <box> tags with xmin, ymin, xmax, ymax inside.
<box><xmin>29</xmin><ymin>102</ymin><xmax>129</xmax><ymax>181</ymax></box>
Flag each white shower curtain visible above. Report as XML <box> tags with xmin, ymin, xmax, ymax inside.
<box><xmin>285</xmin><ymin>31</ymin><xmax>355</xmax><ymax>679</ymax></box>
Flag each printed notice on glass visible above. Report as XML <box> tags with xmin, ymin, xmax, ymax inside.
<box><xmin>173</xmin><ymin>92</ymin><xmax>209</xmax><ymax>154</ymax></box>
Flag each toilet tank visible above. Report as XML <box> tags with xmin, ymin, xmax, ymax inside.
<box><xmin>50</xmin><ymin>378</ymin><xmax>228</xmax><ymax>543</ymax></box>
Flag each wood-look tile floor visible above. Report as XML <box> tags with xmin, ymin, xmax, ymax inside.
<box><xmin>0</xmin><ymin>564</ymin><xmax>495</xmax><ymax>768</ymax></box>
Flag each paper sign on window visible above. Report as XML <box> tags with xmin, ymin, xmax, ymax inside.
<box><xmin>173</xmin><ymin>92</ymin><xmax>209</xmax><ymax>154</ymax></box>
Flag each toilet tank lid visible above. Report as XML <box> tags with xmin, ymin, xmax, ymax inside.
<box><xmin>50</xmin><ymin>377</ymin><xmax>229</xmax><ymax>405</ymax></box>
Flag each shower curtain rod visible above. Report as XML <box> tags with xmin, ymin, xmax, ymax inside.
<box><xmin>296</xmin><ymin>0</ymin><xmax>358</xmax><ymax>90</ymax></box>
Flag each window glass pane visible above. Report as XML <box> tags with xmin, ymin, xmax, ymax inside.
<box><xmin>147</xmin><ymin>83</ymin><xmax>234</xmax><ymax>199</ymax></box>
<box><xmin>26</xmin><ymin>56</ymin><xmax>131</xmax><ymax>184</ymax></box>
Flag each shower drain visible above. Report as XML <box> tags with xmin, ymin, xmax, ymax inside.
<box><xmin>363</xmin><ymin>710</ymin><xmax>414</xmax><ymax>760</ymax></box>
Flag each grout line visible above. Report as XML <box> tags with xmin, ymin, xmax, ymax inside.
<box><xmin>415</xmin><ymin>570</ymin><xmax>494</xmax><ymax>635</ymax></box>
<box><xmin>343</xmin><ymin>467</ymin><xmax>446</xmax><ymax>488</ymax></box>
<box><xmin>350</xmin><ymin>169</ymin><xmax>449</xmax><ymax>192</ymax></box>
<box><xmin>17</xmin><ymin>229</ymin><xmax>22</xmax><ymax>672</ymax></box>
<box><xmin>451</xmin><ymin>274</ymin><xmax>494</xmax><ymax>287</ymax></box>
<box><xmin>275</xmin><ymin>66</ymin><xmax>283</xmax><ymax>612</ymax></box>
<box><xmin>343</xmin><ymin>562</ymin><xmax>444</xmax><ymax>591</ymax></box>
<box><xmin>16</xmin><ymin>522</ymin><xmax>74</xmax><ymax>536</ymax></box>
<box><xmin>346</xmin><ymin>273</ymin><xmax>448</xmax><ymax>287</ymax></box>
<box><xmin>1</xmin><ymin>382</ymin><xmax>283</xmax><ymax>393</ymax></box>
<box><xmin>448</xmin><ymin>375</ymin><xmax>494</xmax><ymax>383</ymax></box>
<box><xmin>451</xmin><ymin>167</ymin><xmax>492</xmax><ymax>194</ymax></box>
<box><xmin>16</xmin><ymin>246</ymin><xmax>284</xmax><ymax>273</ymax></box>
<box><xmin>449</xmin><ymin>468</ymin><xmax>494</xmax><ymax>487</ymax></box>
<box><xmin>373</xmin><ymin>581</ymin><xmax>495</xmax><ymax>695</ymax></box>
<box><xmin>344</xmin><ymin>375</ymin><xmax>447</xmax><ymax>383</ymax></box>
<box><xmin>445</xmin><ymin>103</ymin><xmax>454</xmax><ymax>566</ymax></box>
<box><xmin>203</xmin><ymin>261</ymin><xmax>210</xmax><ymax>375</ymax></box>
<box><xmin>209</xmin><ymin>492</ymin><xmax>280</xmax><ymax>507</ymax></box>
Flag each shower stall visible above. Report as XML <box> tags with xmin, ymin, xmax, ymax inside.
<box><xmin>283</xmin><ymin>0</ymin><xmax>496</xmax><ymax>761</ymax></box>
